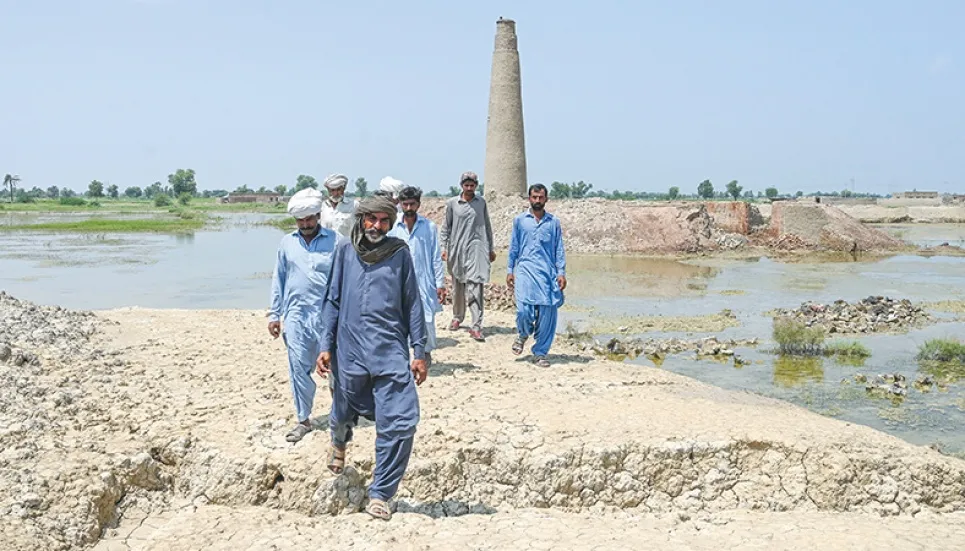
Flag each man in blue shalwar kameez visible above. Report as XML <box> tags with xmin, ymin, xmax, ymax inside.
<box><xmin>268</xmin><ymin>188</ymin><xmax>340</xmax><ymax>442</ymax></box>
<box><xmin>388</xmin><ymin>186</ymin><xmax>446</xmax><ymax>367</ymax></box>
<box><xmin>506</xmin><ymin>184</ymin><xmax>568</xmax><ymax>368</ymax></box>
<box><xmin>316</xmin><ymin>195</ymin><xmax>428</xmax><ymax>521</ymax></box>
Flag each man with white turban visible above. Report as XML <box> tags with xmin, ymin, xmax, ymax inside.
<box><xmin>319</xmin><ymin>173</ymin><xmax>357</xmax><ymax>237</ymax></box>
<box><xmin>268</xmin><ymin>188</ymin><xmax>341</xmax><ymax>442</ymax></box>
<box><xmin>378</xmin><ymin>176</ymin><xmax>405</xmax><ymax>213</ymax></box>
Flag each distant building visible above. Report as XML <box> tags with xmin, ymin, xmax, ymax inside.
<box><xmin>893</xmin><ymin>191</ymin><xmax>938</xmax><ymax>199</ymax></box>
<box><xmin>221</xmin><ymin>193</ymin><xmax>285</xmax><ymax>204</ymax></box>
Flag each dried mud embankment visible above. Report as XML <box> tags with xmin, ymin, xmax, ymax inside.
<box><xmin>3</xmin><ymin>294</ymin><xmax>965</xmax><ymax>550</ymax></box>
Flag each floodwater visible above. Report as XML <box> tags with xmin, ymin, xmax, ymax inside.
<box><xmin>2</xmin><ymin>213</ymin><xmax>965</xmax><ymax>454</ymax></box>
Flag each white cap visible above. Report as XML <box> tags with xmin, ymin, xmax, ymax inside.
<box><xmin>287</xmin><ymin>188</ymin><xmax>324</xmax><ymax>218</ymax></box>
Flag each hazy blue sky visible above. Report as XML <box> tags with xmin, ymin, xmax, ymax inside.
<box><xmin>3</xmin><ymin>0</ymin><xmax>963</xmax><ymax>195</ymax></box>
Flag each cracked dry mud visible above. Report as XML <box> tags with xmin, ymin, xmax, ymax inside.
<box><xmin>3</xmin><ymin>298</ymin><xmax>965</xmax><ymax>550</ymax></box>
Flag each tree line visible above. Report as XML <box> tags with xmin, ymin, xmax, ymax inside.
<box><xmin>5</xmin><ymin>169</ymin><xmax>887</xmax><ymax>205</ymax></box>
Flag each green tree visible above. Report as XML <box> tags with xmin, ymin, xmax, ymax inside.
<box><xmin>447</xmin><ymin>185</ymin><xmax>459</xmax><ymax>197</ymax></box>
<box><xmin>107</xmin><ymin>184</ymin><xmax>119</xmax><ymax>199</ymax></box>
<box><xmin>426</xmin><ymin>190</ymin><xmax>440</xmax><ymax>198</ymax></box>
<box><xmin>178</xmin><ymin>192</ymin><xmax>192</xmax><ymax>205</ymax></box>
<box><xmin>46</xmin><ymin>186</ymin><xmax>60</xmax><ymax>199</ymax></box>
<box><xmin>570</xmin><ymin>181</ymin><xmax>592</xmax><ymax>198</ymax></box>
<box><xmin>765</xmin><ymin>187</ymin><xmax>779</xmax><ymax>199</ymax></box>
<box><xmin>841</xmin><ymin>189</ymin><xmax>853</xmax><ymax>198</ymax></box>
<box><xmin>668</xmin><ymin>186</ymin><xmax>679</xmax><ymax>200</ymax></box>
<box><xmin>795</xmin><ymin>190</ymin><xmax>804</xmax><ymax>197</ymax></box>
<box><xmin>697</xmin><ymin>180</ymin><xmax>714</xmax><ymax>199</ymax></box>
<box><xmin>275</xmin><ymin>185</ymin><xmax>287</xmax><ymax>196</ymax></box>
<box><xmin>354</xmin><ymin>177</ymin><xmax>368</xmax><ymax>197</ymax></box>
<box><xmin>726</xmin><ymin>180</ymin><xmax>743</xmax><ymax>200</ymax></box>
<box><xmin>234</xmin><ymin>184</ymin><xmax>251</xmax><ymax>194</ymax></box>
<box><xmin>125</xmin><ymin>186</ymin><xmax>143</xmax><ymax>198</ymax></box>
<box><xmin>550</xmin><ymin>181</ymin><xmax>571</xmax><ymax>199</ymax></box>
<box><xmin>154</xmin><ymin>194</ymin><xmax>171</xmax><ymax>207</ymax></box>
<box><xmin>88</xmin><ymin>180</ymin><xmax>105</xmax><ymax>198</ymax></box>
<box><xmin>4</xmin><ymin>174</ymin><xmax>21</xmax><ymax>202</ymax></box>
<box><xmin>61</xmin><ymin>188</ymin><xmax>76</xmax><ymax>198</ymax></box>
<box><xmin>295</xmin><ymin>175</ymin><xmax>318</xmax><ymax>192</ymax></box>
<box><xmin>168</xmin><ymin>169</ymin><xmax>198</xmax><ymax>196</ymax></box>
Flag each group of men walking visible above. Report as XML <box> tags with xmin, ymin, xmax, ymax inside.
<box><xmin>268</xmin><ymin>171</ymin><xmax>567</xmax><ymax>520</ymax></box>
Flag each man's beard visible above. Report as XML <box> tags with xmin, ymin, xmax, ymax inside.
<box><xmin>403</xmin><ymin>209</ymin><xmax>417</xmax><ymax>219</ymax></box>
<box><xmin>530</xmin><ymin>202</ymin><xmax>545</xmax><ymax>212</ymax></box>
<box><xmin>364</xmin><ymin>227</ymin><xmax>386</xmax><ymax>244</ymax></box>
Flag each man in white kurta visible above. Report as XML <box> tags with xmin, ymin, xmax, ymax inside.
<box><xmin>388</xmin><ymin>186</ymin><xmax>446</xmax><ymax>366</ymax></box>
<box><xmin>319</xmin><ymin>173</ymin><xmax>357</xmax><ymax>237</ymax></box>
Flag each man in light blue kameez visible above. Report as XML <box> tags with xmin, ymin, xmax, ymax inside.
<box><xmin>268</xmin><ymin>188</ymin><xmax>340</xmax><ymax>442</ymax></box>
<box><xmin>388</xmin><ymin>186</ymin><xmax>446</xmax><ymax>367</ymax></box>
<box><xmin>506</xmin><ymin>183</ymin><xmax>567</xmax><ymax>368</ymax></box>
<box><xmin>316</xmin><ymin>195</ymin><xmax>427</xmax><ymax>521</ymax></box>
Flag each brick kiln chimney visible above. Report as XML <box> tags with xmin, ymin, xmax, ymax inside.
<box><xmin>484</xmin><ymin>17</ymin><xmax>528</xmax><ymax>199</ymax></box>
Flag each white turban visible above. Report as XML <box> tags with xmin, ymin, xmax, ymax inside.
<box><xmin>379</xmin><ymin>176</ymin><xmax>405</xmax><ymax>198</ymax></box>
<box><xmin>287</xmin><ymin>188</ymin><xmax>324</xmax><ymax>219</ymax></box>
<box><xmin>323</xmin><ymin>173</ymin><xmax>348</xmax><ymax>189</ymax></box>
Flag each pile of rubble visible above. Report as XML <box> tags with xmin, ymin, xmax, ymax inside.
<box><xmin>0</xmin><ymin>291</ymin><xmax>106</xmax><ymax>361</ymax></box>
<box><xmin>441</xmin><ymin>276</ymin><xmax>515</xmax><ymax>312</ymax></box>
<box><xmin>850</xmin><ymin>373</ymin><xmax>940</xmax><ymax>399</ymax></box>
<box><xmin>564</xmin><ymin>329</ymin><xmax>759</xmax><ymax>360</ymax></box>
<box><xmin>773</xmin><ymin>296</ymin><xmax>932</xmax><ymax>334</ymax></box>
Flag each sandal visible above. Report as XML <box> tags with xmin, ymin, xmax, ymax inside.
<box><xmin>365</xmin><ymin>498</ymin><xmax>392</xmax><ymax>521</ymax></box>
<box><xmin>285</xmin><ymin>423</ymin><xmax>312</xmax><ymax>443</ymax></box>
<box><xmin>512</xmin><ymin>337</ymin><xmax>526</xmax><ymax>355</ymax></box>
<box><xmin>449</xmin><ymin>319</ymin><xmax>461</xmax><ymax>331</ymax></box>
<box><xmin>328</xmin><ymin>445</ymin><xmax>346</xmax><ymax>475</ymax></box>
<box><xmin>534</xmin><ymin>356</ymin><xmax>550</xmax><ymax>368</ymax></box>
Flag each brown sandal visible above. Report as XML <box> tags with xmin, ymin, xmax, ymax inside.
<box><xmin>328</xmin><ymin>445</ymin><xmax>346</xmax><ymax>475</ymax></box>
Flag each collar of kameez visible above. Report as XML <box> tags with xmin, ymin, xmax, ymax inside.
<box><xmin>525</xmin><ymin>209</ymin><xmax>553</xmax><ymax>221</ymax></box>
<box><xmin>457</xmin><ymin>194</ymin><xmax>480</xmax><ymax>204</ymax></box>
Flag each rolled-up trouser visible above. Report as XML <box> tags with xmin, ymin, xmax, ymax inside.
<box><xmin>330</xmin><ymin>358</ymin><xmax>420</xmax><ymax>501</ymax></box>
<box><xmin>452</xmin><ymin>280</ymin><xmax>484</xmax><ymax>330</ymax></box>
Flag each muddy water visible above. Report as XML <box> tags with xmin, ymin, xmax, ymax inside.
<box><xmin>2</xmin><ymin>213</ymin><xmax>965</xmax><ymax>454</ymax></box>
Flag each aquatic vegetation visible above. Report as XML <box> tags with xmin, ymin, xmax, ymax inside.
<box><xmin>0</xmin><ymin>218</ymin><xmax>204</xmax><ymax>233</ymax></box>
<box><xmin>917</xmin><ymin>338</ymin><xmax>965</xmax><ymax>363</ymax></box>
<box><xmin>772</xmin><ymin>318</ymin><xmax>870</xmax><ymax>363</ymax></box>
<box><xmin>260</xmin><ymin>216</ymin><xmax>296</xmax><ymax>231</ymax></box>
<box><xmin>773</xmin><ymin>318</ymin><xmax>826</xmax><ymax>354</ymax></box>
<box><xmin>923</xmin><ymin>300</ymin><xmax>965</xmax><ymax>314</ymax></box>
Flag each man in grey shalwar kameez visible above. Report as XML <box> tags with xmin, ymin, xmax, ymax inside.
<box><xmin>440</xmin><ymin>171</ymin><xmax>495</xmax><ymax>342</ymax></box>
<box><xmin>316</xmin><ymin>195</ymin><xmax>428</xmax><ymax>521</ymax></box>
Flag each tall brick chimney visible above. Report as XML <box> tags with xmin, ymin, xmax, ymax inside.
<box><xmin>483</xmin><ymin>18</ymin><xmax>527</xmax><ymax>198</ymax></box>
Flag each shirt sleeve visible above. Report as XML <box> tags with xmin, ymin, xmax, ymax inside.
<box><xmin>484</xmin><ymin>201</ymin><xmax>495</xmax><ymax>254</ymax></box>
<box><xmin>268</xmin><ymin>244</ymin><xmax>286</xmax><ymax>322</ymax></box>
<box><xmin>319</xmin><ymin>243</ymin><xmax>344</xmax><ymax>353</ymax></box>
<box><xmin>507</xmin><ymin>217</ymin><xmax>520</xmax><ymax>274</ymax></box>
<box><xmin>431</xmin><ymin>223</ymin><xmax>445</xmax><ymax>288</ymax></box>
<box><xmin>402</xmin><ymin>252</ymin><xmax>427</xmax><ymax>359</ymax></box>
<box><xmin>554</xmin><ymin>218</ymin><xmax>566</xmax><ymax>277</ymax></box>
<box><xmin>440</xmin><ymin>200</ymin><xmax>452</xmax><ymax>252</ymax></box>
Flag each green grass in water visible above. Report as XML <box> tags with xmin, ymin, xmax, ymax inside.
<box><xmin>917</xmin><ymin>339</ymin><xmax>965</xmax><ymax>363</ymax></box>
<box><xmin>772</xmin><ymin>318</ymin><xmax>870</xmax><ymax>362</ymax></box>
<box><xmin>0</xmin><ymin>217</ymin><xmax>204</xmax><ymax>233</ymax></box>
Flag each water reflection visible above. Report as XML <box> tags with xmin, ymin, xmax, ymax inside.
<box><xmin>773</xmin><ymin>356</ymin><xmax>824</xmax><ymax>387</ymax></box>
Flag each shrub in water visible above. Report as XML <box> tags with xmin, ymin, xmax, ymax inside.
<box><xmin>773</xmin><ymin>317</ymin><xmax>826</xmax><ymax>355</ymax></box>
<box><xmin>154</xmin><ymin>194</ymin><xmax>172</xmax><ymax>207</ymax></box>
<box><xmin>59</xmin><ymin>197</ymin><xmax>87</xmax><ymax>206</ymax></box>
<box><xmin>917</xmin><ymin>339</ymin><xmax>965</xmax><ymax>363</ymax></box>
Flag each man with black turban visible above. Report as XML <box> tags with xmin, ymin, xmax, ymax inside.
<box><xmin>316</xmin><ymin>195</ymin><xmax>427</xmax><ymax>521</ymax></box>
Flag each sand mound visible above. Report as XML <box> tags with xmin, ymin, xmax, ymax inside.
<box><xmin>4</xmin><ymin>297</ymin><xmax>965</xmax><ymax>550</ymax></box>
<box><xmin>767</xmin><ymin>202</ymin><xmax>905</xmax><ymax>251</ymax></box>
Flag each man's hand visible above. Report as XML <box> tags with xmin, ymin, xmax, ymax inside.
<box><xmin>506</xmin><ymin>273</ymin><xmax>515</xmax><ymax>289</ymax></box>
<box><xmin>557</xmin><ymin>275</ymin><xmax>567</xmax><ymax>291</ymax></box>
<box><xmin>268</xmin><ymin>321</ymin><xmax>281</xmax><ymax>339</ymax></box>
<box><xmin>436</xmin><ymin>287</ymin><xmax>447</xmax><ymax>303</ymax></box>
<box><xmin>316</xmin><ymin>351</ymin><xmax>331</xmax><ymax>377</ymax></box>
<box><xmin>489</xmin><ymin>251</ymin><xmax>496</xmax><ymax>262</ymax></box>
<box><xmin>411</xmin><ymin>358</ymin><xmax>427</xmax><ymax>385</ymax></box>
<box><xmin>441</xmin><ymin>250</ymin><xmax>448</xmax><ymax>262</ymax></box>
